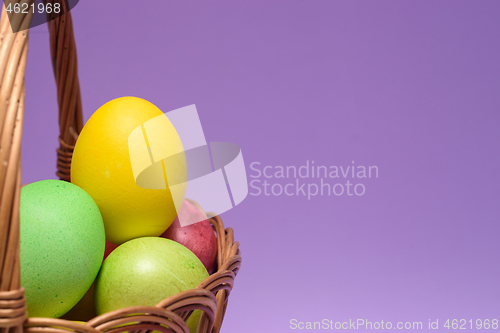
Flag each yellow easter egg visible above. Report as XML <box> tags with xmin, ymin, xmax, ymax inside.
<box><xmin>71</xmin><ymin>97</ymin><xmax>186</xmax><ymax>244</ymax></box>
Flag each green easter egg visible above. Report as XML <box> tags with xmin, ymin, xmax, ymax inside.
<box><xmin>20</xmin><ymin>179</ymin><xmax>105</xmax><ymax>318</ymax></box>
<box><xmin>94</xmin><ymin>237</ymin><xmax>208</xmax><ymax>332</ymax></box>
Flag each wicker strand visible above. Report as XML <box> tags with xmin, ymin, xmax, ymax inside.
<box><xmin>0</xmin><ymin>1</ymin><xmax>34</xmax><ymax>332</ymax></box>
<box><xmin>45</xmin><ymin>0</ymin><xmax>83</xmax><ymax>182</ymax></box>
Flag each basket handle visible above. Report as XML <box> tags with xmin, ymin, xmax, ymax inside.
<box><xmin>45</xmin><ymin>2</ymin><xmax>83</xmax><ymax>182</ymax></box>
<box><xmin>0</xmin><ymin>1</ymin><xmax>35</xmax><ymax>331</ymax></box>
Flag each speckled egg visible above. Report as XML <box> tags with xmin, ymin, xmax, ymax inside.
<box><xmin>20</xmin><ymin>180</ymin><xmax>105</xmax><ymax>318</ymax></box>
<box><xmin>94</xmin><ymin>237</ymin><xmax>208</xmax><ymax>332</ymax></box>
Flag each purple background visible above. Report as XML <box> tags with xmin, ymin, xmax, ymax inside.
<box><xmin>23</xmin><ymin>1</ymin><xmax>499</xmax><ymax>331</ymax></box>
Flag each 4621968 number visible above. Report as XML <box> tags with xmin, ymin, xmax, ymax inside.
<box><xmin>6</xmin><ymin>2</ymin><xmax>61</xmax><ymax>14</ymax></box>
<box><xmin>444</xmin><ymin>319</ymin><xmax>498</xmax><ymax>330</ymax></box>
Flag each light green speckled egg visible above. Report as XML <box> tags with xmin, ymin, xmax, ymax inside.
<box><xmin>20</xmin><ymin>179</ymin><xmax>105</xmax><ymax>318</ymax></box>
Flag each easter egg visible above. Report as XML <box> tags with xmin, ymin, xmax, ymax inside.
<box><xmin>71</xmin><ymin>97</ymin><xmax>187</xmax><ymax>245</ymax></box>
<box><xmin>94</xmin><ymin>237</ymin><xmax>208</xmax><ymax>332</ymax></box>
<box><xmin>20</xmin><ymin>180</ymin><xmax>105</xmax><ymax>318</ymax></box>
<box><xmin>160</xmin><ymin>199</ymin><xmax>217</xmax><ymax>274</ymax></box>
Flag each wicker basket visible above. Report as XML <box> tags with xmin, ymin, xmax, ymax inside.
<box><xmin>0</xmin><ymin>2</ymin><xmax>241</xmax><ymax>333</ymax></box>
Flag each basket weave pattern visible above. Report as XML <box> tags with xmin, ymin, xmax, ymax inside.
<box><xmin>0</xmin><ymin>3</ymin><xmax>241</xmax><ymax>333</ymax></box>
